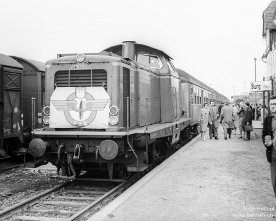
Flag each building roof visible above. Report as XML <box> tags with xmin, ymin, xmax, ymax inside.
<box><xmin>10</xmin><ymin>56</ymin><xmax>45</xmax><ymax>72</ymax></box>
<box><xmin>0</xmin><ymin>53</ymin><xmax>23</xmax><ymax>69</ymax></box>
<box><xmin>263</xmin><ymin>0</ymin><xmax>276</xmax><ymax>36</ymax></box>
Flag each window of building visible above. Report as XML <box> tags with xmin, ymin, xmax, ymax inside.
<box><xmin>271</xmin><ymin>31</ymin><xmax>276</xmax><ymax>50</ymax></box>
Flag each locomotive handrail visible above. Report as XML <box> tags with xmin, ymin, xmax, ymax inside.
<box><xmin>126</xmin><ymin>97</ymin><xmax>138</xmax><ymax>169</ymax></box>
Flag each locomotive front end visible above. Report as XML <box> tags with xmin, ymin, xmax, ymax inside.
<box><xmin>29</xmin><ymin>52</ymin><xmax>131</xmax><ymax>178</ymax></box>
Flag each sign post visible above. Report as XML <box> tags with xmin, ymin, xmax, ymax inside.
<box><xmin>250</xmin><ymin>81</ymin><xmax>272</xmax><ymax>127</ymax></box>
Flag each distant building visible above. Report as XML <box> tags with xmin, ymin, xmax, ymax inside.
<box><xmin>262</xmin><ymin>0</ymin><xmax>276</xmax><ymax>95</ymax></box>
<box><xmin>232</xmin><ymin>92</ymin><xmax>263</xmax><ymax>105</ymax></box>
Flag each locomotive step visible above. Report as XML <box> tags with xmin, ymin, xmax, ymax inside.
<box><xmin>127</xmin><ymin>163</ymin><xmax>147</xmax><ymax>172</ymax></box>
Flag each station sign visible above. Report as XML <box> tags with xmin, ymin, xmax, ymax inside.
<box><xmin>250</xmin><ymin>81</ymin><xmax>272</xmax><ymax>92</ymax></box>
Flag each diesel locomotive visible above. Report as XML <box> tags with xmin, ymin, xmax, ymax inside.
<box><xmin>29</xmin><ymin>41</ymin><xmax>228</xmax><ymax>179</ymax></box>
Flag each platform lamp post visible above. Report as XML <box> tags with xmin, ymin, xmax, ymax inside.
<box><xmin>254</xmin><ymin>57</ymin><xmax>257</xmax><ymax>120</ymax></box>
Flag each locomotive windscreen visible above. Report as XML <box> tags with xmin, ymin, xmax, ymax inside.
<box><xmin>54</xmin><ymin>69</ymin><xmax>107</xmax><ymax>90</ymax></box>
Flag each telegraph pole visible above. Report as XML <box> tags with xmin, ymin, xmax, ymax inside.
<box><xmin>254</xmin><ymin>57</ymin><xmax>257</xmax><ymax>120</ymax></box>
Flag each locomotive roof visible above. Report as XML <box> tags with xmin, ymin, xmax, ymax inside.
<box><xmin>104</xmin><ymin>42</ymin><xmax>173</xmax><ymax>59</ymax></box>
<box><xmin>11</xmin><ymin>56</ymin><xmax>45</xmax><ymax>72</ymax></box>
<box><xmin>47</xmin><ymin>51</ymin><xmax>122</xmax><ymax>64</ymax></box>
<box><xmin>0</xmin><ymin>53</ymin><xmax>23</xmax><ymax>69</ymax></box>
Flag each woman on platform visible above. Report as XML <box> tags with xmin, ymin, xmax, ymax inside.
<box><xmin>199</xmin><ymin>103</ymin><xmax>209</xmax><ymax>141</ymax></box>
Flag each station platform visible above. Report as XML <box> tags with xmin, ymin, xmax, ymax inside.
<box><xmin>89</xmin><ymin>126</ymin><xmax>275</xmax><ymax>221</ymax></box>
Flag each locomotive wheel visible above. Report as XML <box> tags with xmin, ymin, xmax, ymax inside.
<box><xmin>149</xmin><ymin>143</ymin><xmax>159</xmax><ymax>163</ymax></box>
<box><xmin>157</xmin><ymin>139</ymin><xmax>170</xmax><ymax>156</ymax></box>
<box><xmin>113</xmin><ymin>163</ymin><xmax>127</xmax><ymax>179</ymax></box>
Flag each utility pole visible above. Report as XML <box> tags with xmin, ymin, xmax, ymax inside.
<box><xmin>254</xmin><ymin>57</ymin><xmax>257</xmax><ymax>120</ymax></box>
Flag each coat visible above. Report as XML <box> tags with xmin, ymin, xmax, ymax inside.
<box><xmin>233</xmin><ymin>106</ymin><xmax>239</xmax><ymax>129</ymax></box>
<box><xmin>242</xmin><ymin>107</ymin><xmax>253</xmax><ymax>127</ymax></box>
<box><xmin>221</xmin><ymin>105</ymin><xmax>234</xmax><ymax>129</ymax></box>
<box><xmin>208</xmin><ymin>106</ymin><xmax>219</xmax><ymax>128</ymax></box>
<box><xmin>199</xmin><ymin>108</ymin><xmax>209</xmax><ymax>132</ymax></box>
<box><xmin>262</xmin><ymin>116</ymin><xmax>274</xmax><ymax>163</ymax></box>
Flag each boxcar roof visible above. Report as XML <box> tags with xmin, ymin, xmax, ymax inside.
<box><xmin>0</xmin><ymin>53</ymin><xmax>23</xmax><ymax>69</ymax></box>
<box><xmin>11</xmin><ymin>56</ymin><xmax>45</xmax><ymax>72</ymax></box>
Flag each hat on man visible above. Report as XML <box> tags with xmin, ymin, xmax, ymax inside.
<box><xmin>245</xmin><ymin>102</ymin><xmax>250</xmax><ymax>106</ymax></box>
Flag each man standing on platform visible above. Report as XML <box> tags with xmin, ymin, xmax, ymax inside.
<box><xmin>220</xmin><ymin>102</ymin><xmax>234</xmax><ymax>140</ymax></box>
<box><xmin>242</xmin><ymin>102</ymin><xmax>253</xmax><ymax>141</ymax></box>
<box><xmin>208</xmin><ymin>101</ymin><xmax>219</xmax><ymax>139</ymax></box>
<box><xmin>262</xmin><ymin>96</ymin><xmax>276</xmax><ymax>197</ymax></box>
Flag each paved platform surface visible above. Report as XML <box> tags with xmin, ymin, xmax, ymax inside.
<box><xmin>89</xmin><ymin>126</ymin><xmax>275</xmax><ymax>221</ymax></box>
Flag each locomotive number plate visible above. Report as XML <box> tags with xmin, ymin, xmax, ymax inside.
<box><xmin>70</xmin><ymin>64</ymin><xmax>89</xmax><ymax>70</ymax></box>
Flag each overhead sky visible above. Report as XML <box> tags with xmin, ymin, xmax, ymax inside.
<box><xmin>0</xmin><ymin>0</ymin><xmax>271</xmax><ymax>99</ymax></box>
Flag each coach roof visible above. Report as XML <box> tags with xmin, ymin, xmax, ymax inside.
<box><xmin>11</xmin><ymin>56</ymin><xmax>45</xmax><ymax>72</ymax></box>
<box><xmin>0</xmin><ymin>53</ymin><xmax>23</xmax><ymax>69</ymax></box>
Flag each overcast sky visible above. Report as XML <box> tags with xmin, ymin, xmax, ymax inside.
<box><xmin>0</xmin><ymin>0</ymin><xmax>271</xmax><ymax>99</ymax></box>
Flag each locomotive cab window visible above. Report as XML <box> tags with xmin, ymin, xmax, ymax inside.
<box><xmin>167</xmin><ymin>59</ymin><xmax>176</xmax><ymax>72</ymax></box>
<box><xmin>137</xmin><ymin>54</ymin><xmax>163</xmax><ymax>69</ymax></box>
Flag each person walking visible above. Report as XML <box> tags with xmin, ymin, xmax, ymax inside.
<box><xmin>199</xmin><ymin>103</ymin><xmax>209</xmax><ymax>141</ymax></box>
<box><xmin>237</xmin><ymin>102</ymin><xmax>245</xmax><ymax>138</ymax></box>
<box><xmin>232</xmin><ymin>104</ymin><xmax>239</xmax><ymax>135</ymax></box>
<box><xmin>220</xmin><ymin>102</ymin><xmax>234</xmax><ymax>140</ymax></box>
<box><xmin>208</xmin><ymin>101</ymin><xmax>219</xmax><ymax>139</ymax></box>
<box><xmin>262</xmin><ymin>96</ymin><xmax>276</xmax><ymax>196</ymax></box>
<box><xmin>242</xmin><ymin>102</ymin><xmax>253</xmax><ymax>141</ymax></box>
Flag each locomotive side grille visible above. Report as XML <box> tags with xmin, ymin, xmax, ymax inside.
<box><xmin>123</xmin><ymin>67</ymin><xmax>130</xmax><ymax>127</ymax></box>
<box><xmin>55</xmin><ymin>69</ymin><xmax>107</xmax><ymax>90</ymax></box>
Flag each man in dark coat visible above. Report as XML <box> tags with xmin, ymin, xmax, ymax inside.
<box><xmin>242</xmin><ymin>102</ymin><xmax>253</xmax><ymax>141</ymax></box>
<box><xmin>262</xmin><ymin>96</ymin><xmax>276</xmax><ymax>197</ymax></box>
<box><xmin>208</xmin><ymin>101</ymin><xmax>219</xmax><ymax>139</ymax></box>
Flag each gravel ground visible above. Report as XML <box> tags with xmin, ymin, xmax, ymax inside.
<box><xmin>0</xmin><ymin>163</ymin><xmax>64</xmax><ymax>210</ymax></box>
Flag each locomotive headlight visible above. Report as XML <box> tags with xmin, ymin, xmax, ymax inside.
<box><xmin>109</xmin><ymin>106</ymin><xmax>119</xmax><ymax>116</ymax></box>
<box><xmin>76</xmin><ymin>53</ymin><xmax>85</xmax><ymax>63</ymax></box>
<box><xmin>109</xmin><ymin>116</ymin><xmax>119</xmax><ymax>126</ymax></box>
<box><xmin>43</xmin><ymin>106</ymin><xmax>50</xmax><ymax>116</ymax></box>
<box><xmin>43</xmin><ymin>116</ymin><xmax>50</xmax><ymax>125</ymax></box>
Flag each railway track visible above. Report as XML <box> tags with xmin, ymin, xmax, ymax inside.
<box><xmin>0</xmin><ymin>153</ymin><xmax>37</xmax><ymax>173</ymax></box>
<box><xmin>0</xmin><ymin>179</ymin><xmax>125</xmax><ymax>221</ymax></box>
<box><xmin>0</xmin><ymin>132</ymin><xmax>198</xmax><ymax>221</ymax></box>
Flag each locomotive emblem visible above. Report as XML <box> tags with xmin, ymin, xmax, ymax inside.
<box><xmin>52</xmin><ymin>87</ymin><xmax>109</xmax><ymax>127</ymax></box>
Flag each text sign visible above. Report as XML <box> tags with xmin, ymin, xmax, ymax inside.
<box><xmin>250</xmin><ymin>81</ymin><xmax>272</xmax><ymax>92</ymax></box>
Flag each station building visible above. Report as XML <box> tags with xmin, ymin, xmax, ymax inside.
<box><xmin>263</xmin><ymin>0</ymin><xmax>276</xmax><ymax>95</ymax></box>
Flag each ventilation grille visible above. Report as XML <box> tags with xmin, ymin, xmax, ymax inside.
<box><xmin>55</xmin><ymin>69</ymin><xmax>107</xmax><ymax>90</ymax></box>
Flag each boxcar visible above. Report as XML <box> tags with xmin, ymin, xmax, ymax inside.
<box><xmin>0</xmin><ymin>53</ymin><xmax>23</xmax><ymax>157</ymax></box>
<box><xmin>11</xmin><ymin>56</ymin><xmax>45</xmax><ymax>135</ymax></box>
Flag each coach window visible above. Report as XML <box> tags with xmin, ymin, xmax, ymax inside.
<box><xmin>137</xmin><ymin>54</ymin><xmax>163</xmax><ymax>69</ymax></box>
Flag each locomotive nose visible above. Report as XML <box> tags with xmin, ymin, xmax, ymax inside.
<box><xmin>28</xmin><ymin>138</ymin><xmax>46</xmax><ymax>158</ymax></box>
